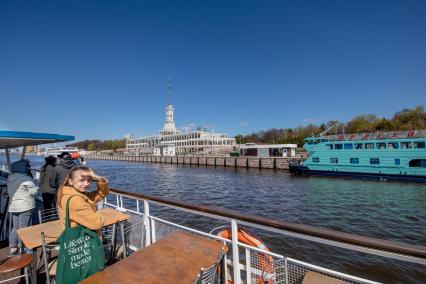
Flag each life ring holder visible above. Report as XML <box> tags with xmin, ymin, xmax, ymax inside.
<box><xmin>210</xmin><ymin>226</ymin><xmax>275</xmax><ymax>284</ymax></box>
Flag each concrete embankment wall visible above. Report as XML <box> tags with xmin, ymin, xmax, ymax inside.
<box><xmin>85</xmin><ymin>155</ymin><xmax>302</xmax><ymax>170</ymax></box>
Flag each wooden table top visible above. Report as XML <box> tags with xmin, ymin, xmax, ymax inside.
<box><xmin>17</xmin><ymin>208</ymin><xmax>129</xmax><ymax>249</ymax></box>
<box><xmin>81</xmin><ymin>231</ymin><xmax>228</xmax><ymax>284</ymax></box>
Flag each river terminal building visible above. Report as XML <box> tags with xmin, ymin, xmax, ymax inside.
<box><xmin>126</xmin><ymin>82</ymin><xmax>236</xmax><ymax>156</ymax></box>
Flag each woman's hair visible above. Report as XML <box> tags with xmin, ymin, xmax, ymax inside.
<box><xmin>41</xmin><ymin>155</ymin><xmax>57</xmax><ymax>171</ymax></box>
<box><xmin>57</xmin><ymin>166</ymin><xmax>91</xmax><ymax>209</ymax></box>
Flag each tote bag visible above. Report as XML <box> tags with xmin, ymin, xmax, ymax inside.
<box><xmin>55</xmin><ymin>196</ymin><xmax>105</xmax><ymax>284</ymax></box>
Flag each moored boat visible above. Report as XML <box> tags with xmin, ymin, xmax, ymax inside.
<box><xmin>289</xmin><ymin>130</ymin><xmax>426</xmax><ymax>182</ymax></box>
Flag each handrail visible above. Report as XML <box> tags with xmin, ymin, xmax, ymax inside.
<box><xmin>110</xmin><ymin>188</ymin><xmax>426</xmax><ymax>260</ymax></box>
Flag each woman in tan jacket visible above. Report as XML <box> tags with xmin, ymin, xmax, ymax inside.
<box><xmin>57</xmin><ymin>166</ymin><xmax>109</xmax><ymax>231</ymax></box>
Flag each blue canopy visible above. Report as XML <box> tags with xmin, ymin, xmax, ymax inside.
<box><xmin>0</xmin><ymin>130</ymin><xmax>75</xmax><ymax>149</ymax></box>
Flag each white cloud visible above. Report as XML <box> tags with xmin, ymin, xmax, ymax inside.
<box><xmin>302</xmin><ymin>118</ymin><xmax>320</xmax><ymax>123</ymax></box>
<box><xmin>179</xmin><ymin>122</ymin><xmax>197</xmax><ymax>132</ymax></box>
<box><xmin>238</xmin><ymin>121</ymin><xmax>248</xmax><ymax>127</ymax></box>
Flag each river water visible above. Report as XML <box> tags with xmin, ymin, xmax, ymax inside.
<box><xmin>6</xmin><ymin>156</ymin><xmax>426</xmax><ymax>283</ymax></box>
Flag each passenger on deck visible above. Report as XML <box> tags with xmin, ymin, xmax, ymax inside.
<box><xmin>50</xmin><ymin>152</ymin><xmax>75</xmax><ymax>193</ymax></box>
<box><xmin>40</xmin><ymin>155</ymin><xmax>57</xmax><ymax>210</ymax></box>
<box><xmin>6</xmin><ymin>159</ymin><xmax>38</xmax><ymax>256</ymax></box>
<box><xmin>57</xmin><ymin>166</ymin><xmax>109</xmax><ymax>231</ymax></box>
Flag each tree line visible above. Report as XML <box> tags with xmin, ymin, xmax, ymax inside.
<box><xmin>235</xmin><ymin>106</ymin><xmax>425</xmax><ymax>146</ymax></box>
<box><xmin>70</xmin><ymin>139</ymin><xmax>126</xmax><ymax>151</ymax></box>
<box><xmin>71</xmin><ymin>106</ymin><xmax>424</xmax><ymax>150</ymax></box>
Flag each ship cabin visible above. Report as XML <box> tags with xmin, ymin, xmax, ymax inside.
<box><xmin>240</xmin><ymin>143</ymin><xmax>297</xmax><ymax>157</ymax></box>
<box><xmin>303</xmin><ymin>130</ymin><xmax>426</xmax><ymax>174</ymax></box>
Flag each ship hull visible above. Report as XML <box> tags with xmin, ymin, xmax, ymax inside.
<box><xmin>289</xmin><ymin>165</ymin><xmax>426</xmax><ymax>182</ymax></box>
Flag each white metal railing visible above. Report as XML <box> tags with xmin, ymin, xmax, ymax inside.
<box><xmin>102</xmin><ymin>191</ymin><xmax>397</xmax><ymax>284</ymax></box>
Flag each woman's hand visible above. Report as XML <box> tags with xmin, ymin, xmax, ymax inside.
<box><xmin>82</xmin><ymin>169</ymin><xmax>102</xmax><ymax>182</ymax></box>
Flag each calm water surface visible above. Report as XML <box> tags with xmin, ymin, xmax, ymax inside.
<box><xmin>12</xmin><ymin>157</ymin><xmax>426</xmax><ymax>283</ymax></box>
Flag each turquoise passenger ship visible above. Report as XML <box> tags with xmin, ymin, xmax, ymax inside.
<box><xmin>289</xmin><ymin>130</ymin><xmax>426</xmax><ymax>182</ymax></box>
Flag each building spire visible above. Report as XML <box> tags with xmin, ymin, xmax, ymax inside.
<box><xmin>168</xmin><ymin>74</ymin><xmax>172</xmax><ymax>105</ymax></box>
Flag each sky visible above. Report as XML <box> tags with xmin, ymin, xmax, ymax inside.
<box><xmin>0</xmin><ymin>0</ymin><xmax>425</xmax><ymax>141</ymax></box>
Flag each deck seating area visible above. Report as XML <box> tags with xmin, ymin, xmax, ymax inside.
<box><xmin>0</xmin><ymin>189</ymin><xmax>424</xmax><ymax>283</ymax></box>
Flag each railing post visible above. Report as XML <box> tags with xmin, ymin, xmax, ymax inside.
<box><xmin>285</xmin><ymin>257</ymin><xmax>289</xmax><ymax>284</ymax></box>
<box><xmin>143</xmin><ymin>200</ymin><xmax>151</xmax><ymax>247</ymax></box>
<box><xmin>231</xmin><ymin>219</ymin><xmax>241</xmax><ymax>284</ymax></box>
<box><xmin>245</xmin><ymin>247</ymin><xmax>251</xmax><ymax>284</ymax></box>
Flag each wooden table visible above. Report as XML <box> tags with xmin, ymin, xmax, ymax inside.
<box><xmin>81</xmin><ymin>231</ymin><xmax>228</xmax><ymax>284</ymax></box>
<box><xmin>17</xmin><ymin>207</ymin><xmax>129</xmax><ymax>284</ymax></box>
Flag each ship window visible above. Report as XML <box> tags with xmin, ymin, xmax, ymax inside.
<box><xmin>326</xmin><ymin>144</ymin><xmax>333</xmax><ymax>150</ymax></box>
<box><xmin>388</xmin><ymin>142</ymin><xmax>399</xmax><ymax>149</ymax></box>
<box><xmin>409</xmin><ymin>159</ymin><xmax>426</xmax><ymax>167</ymax></box>
<box><xmin>344</xmin><ymin>143</ymin><xmax>353</xmax><ymax>149</ymax></box>
<box><xmin>334</xmin><ymin>144</ymin><xmax>343</xmax><ymax>150</ymax></box>
<box><xmin>370</xmin><ymin>158</ymin><xmax>380</xmax><ymax>165</ymax></box>
<box><xmin>376</xmin><ymin>143</ymin><xmax>386</xmax><ymax>149</ymax></box>
<box><xmin>350</xmin><ymin>158</ymin><xmax>359</xmax><ymax>164</ymax></box>
<box><xmin>395</xmin><ymin>158</ymin><xmax>400</xmax><ymax>165</ymax></box>
<box><xmin>355</xmin><ymin>143</ymin><xmax>363</xmax><ymax>149</ymax></box>
<box><xmin>401</xmin><ymin>142</ymin><xmax>412</xmax><ymax>149</ymax></box>
<box><xmin>413</xmin><ymin>142</ymin><xmax>425</xmax><ymax>148</ymax></box>
<box><xmin>330</xmin><ymin>157</ymin><xmax>338</xmax><ymax>164</ymax></box>
<box><xmin>312</xmin><ymin>157</ymin><xmax>320</xmax><ymax>163</ymax></box>
<box><xmin>365</xmin><ymin>143</ymin><xmax>374</xmax><ymax>149</ymax></box>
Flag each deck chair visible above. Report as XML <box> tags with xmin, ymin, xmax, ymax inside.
<box><xmin>193</xmin><ymin>246</ymin><xmax>227</xmax><ymax>284</ymax></box>
<box><xmin>41</xmin><ymin>232</ymin><xmax>59</xmax><ymax>284</ymax></box>
<box><xmin>0</xmin><ymin>254</ymin><xmax>32</xmax><ymax>284</ymax></box>
<box><xmin>38</xmin><ymin>208</ymin><xmax>59</xmax><ymax>224</ymax></box>
<box><xmin>101</xmin><ymin>223</ymin><xmax>117</xmax><ymax>264</ymax></box>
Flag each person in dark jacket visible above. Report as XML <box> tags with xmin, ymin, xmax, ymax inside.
<box><xmin>50</xmin><ymin>152</ymin><xmax>75</xmax><ymax>193</ymax></box>
<box><xmin>39</xmin><ymin>155</ymin><xmax>57</xmax><ymax>210</ymax></box>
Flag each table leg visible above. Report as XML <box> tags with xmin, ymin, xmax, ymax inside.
<box><xmin>31</xmin><ymin>248</ymin><xmax>37</xmax><ymax>284</ymax></box>
<box><xmin>119</xmin><ymin>222</ymin><xmax>127</xmax><ymax>259</ymax></box>
<box><xmin>220</xmin><ymin>253</ymin><xmax>227</xmax><ymax>284</ymax></box>
<box><xmin>109</xmin><ymin>223</ymin><xmax>117</xmax><ymax>264</ymax></box>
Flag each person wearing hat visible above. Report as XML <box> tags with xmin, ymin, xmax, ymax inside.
<box><xmin>6</xmin><ymin>159</ymin><xmax>38</xmax><ymax>256</ymax></box>
<box><xmin>50</xmin><ymin>151</ymin><xmax>76</xmax><ymax>195</ymax></box>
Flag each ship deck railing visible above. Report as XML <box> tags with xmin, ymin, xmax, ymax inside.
<box><xmin>312</xmin><ymin>129</ymin><xmax>426</xmax><ymax>141</ymax></box>
<box><xmin>102</xmin><ymin>188</ymin><xmax>426</xmax><ymax>284</ymax></box>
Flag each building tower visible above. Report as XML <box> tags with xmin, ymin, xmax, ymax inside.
<box><xmin>160</xmin><ymin>76</ymin><xmax>178</xmax><ymax>135</ymax></box>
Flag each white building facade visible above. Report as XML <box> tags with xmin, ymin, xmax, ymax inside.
<box><xmin>126</xmin><ymin>102</ymin><xmax>236</xmax><ymax>156</ymax></box>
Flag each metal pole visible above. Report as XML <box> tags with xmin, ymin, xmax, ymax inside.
<box><xmin>5</xmin><ymin>148</ymin><xmax>11</xmax><ymax>168</ymax></box>
<box><xmin>245</xmin><ymin>247</ymin><xmax>252</xmax><ymax>284</ymax></box>
<box><xmin>231</xmin><ymin>219</ymin><xmax>241</xmax><ymax>284</ymax></box>
<box><xmin>21</xmin><ymin>146</ymin><xmax>27</xmax><ymax>159</ymax></box>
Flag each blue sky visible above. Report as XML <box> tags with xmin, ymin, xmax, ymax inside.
<box><xmin>1</xmin><ymin>0</ymin><xmax>425</xmax><ymax>141</ymax></box>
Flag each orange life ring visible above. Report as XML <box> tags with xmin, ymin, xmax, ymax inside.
<box><xmin>218</xmin><ymin>228</ymin><xmax>274</xmax><ymax>284</ymax></box>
